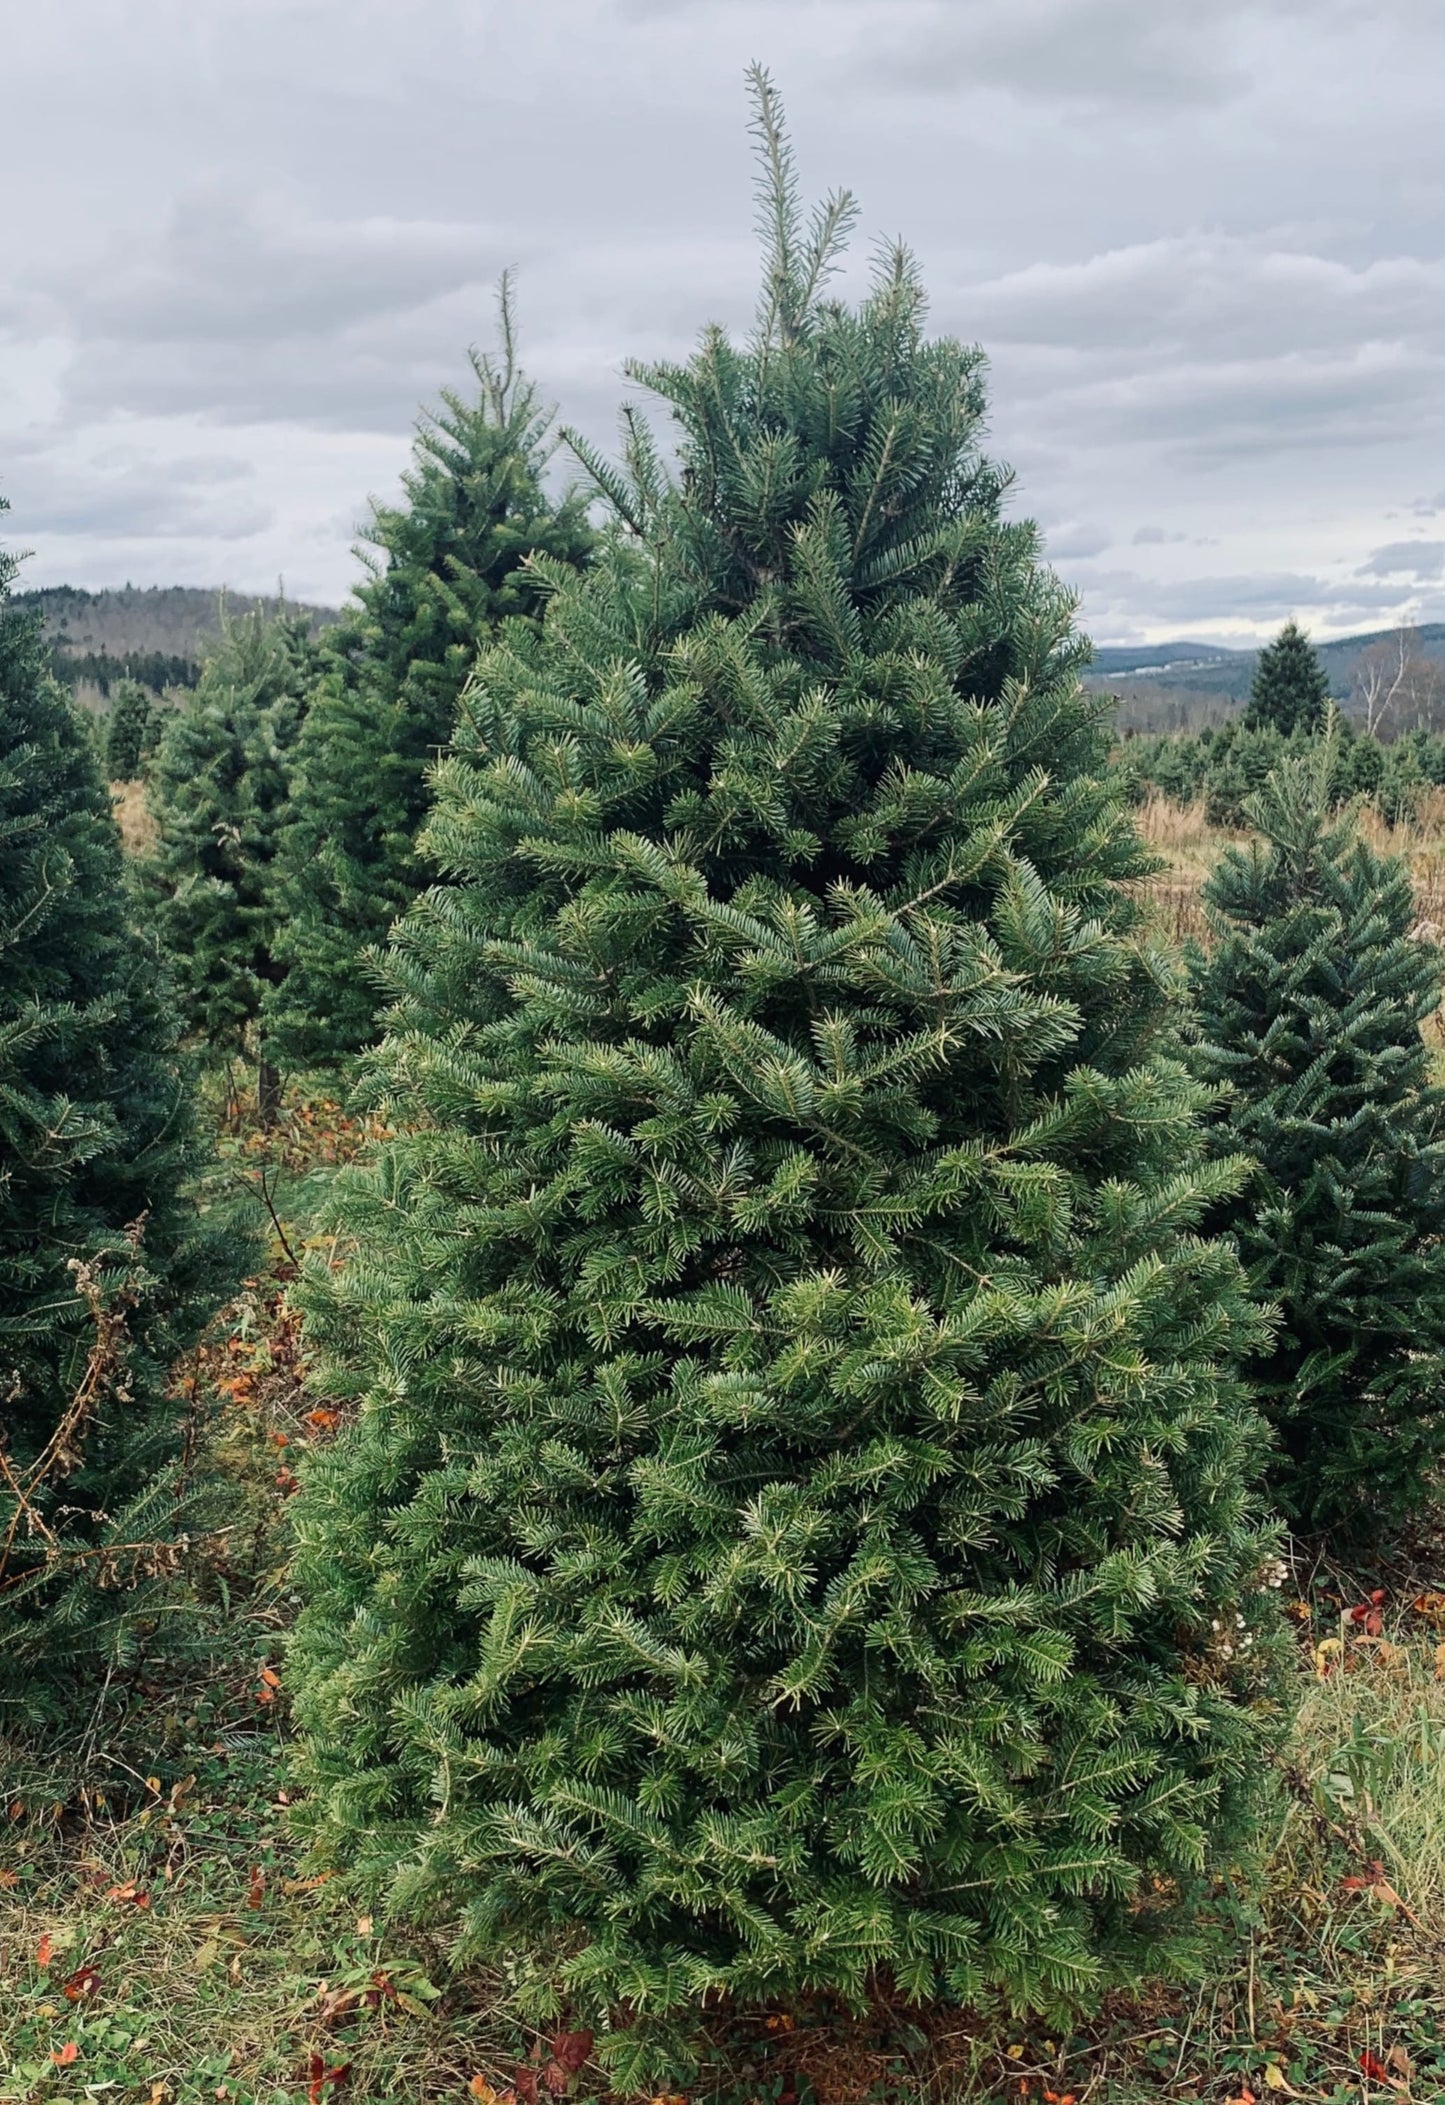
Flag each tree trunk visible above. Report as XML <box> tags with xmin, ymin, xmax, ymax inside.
<box><xmin>258</xmin><ymin>1053</ymin><xmax>282</xmax><ymax>1132</ymax></box>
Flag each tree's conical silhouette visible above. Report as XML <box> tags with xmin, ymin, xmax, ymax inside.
<box><xmin>1191</xmin><ymin>742</ymin><xmax>1445</xmax><ymax>1528</ymax></box>
<box><xmin>288</xmin><ymin>78</ymin><xmax>1280</xmax><ymax>2078</ymax></box>
<box><xmin>147</xmin><ymin>607</ymin><xmax>318</xmax><ymax>1105</ymax></box>
<box><xmin>0</xmin><ymin>504</ymin><xmax>242</xmax><ymax>1720</ymax></box>
<box><xmin>1242</xmin><ymin>621</ymin><xmax>1331</xmax><ymax>736</ymax></box>
<box><xmin>104</xmin><ymin>677</ymin><xmax>157</xmax><ymax>780</ymax></box>
<box><xmin>264</xmin><ymin>293</ymin><xmax>595</xmax><ymax>1069</ymax></box>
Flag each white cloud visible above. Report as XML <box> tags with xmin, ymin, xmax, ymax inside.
<box><xmin>960</xmin><ymin>237</ymin><xmax>1445</xmax><ymax>361</ymax></box>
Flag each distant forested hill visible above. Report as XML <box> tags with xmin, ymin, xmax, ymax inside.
<box><xmin>17</xmin><ymin>584</ymin><xmax>342</xmax><ymax>698</ymax></box>
<box><xmin>21</xmin><ymin>583</ymin><xmax>1445</xmax><ymax>732</ymax></box>
<box><xmin>1092</xmin><ymin>623</ymin><xmax>1445</xmax><ymax>732</ymax></box>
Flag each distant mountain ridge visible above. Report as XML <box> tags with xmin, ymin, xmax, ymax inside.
<box><xmin>1086</xmin><ymin>622</ymin><xmax>1445</xmax><ymax>733</ymax></box>
<box><xmin>1090</xmin><ymin>623</ymin><xmax>1445</xmax><ymax>693</ymax></box>
<box><xmin>19</xmin><ymin>586</ymin><xmax>1445</xmax><ymax>733</ymax></box>
<box><xmin>17</xmin><ymin>584</ymin><xmax>342</xmax><ymax>661</ymax></box>
<box><xmin>14</xmin><ymin>584</ymin><xmax>346</xmax><ymax>706</ymax></box>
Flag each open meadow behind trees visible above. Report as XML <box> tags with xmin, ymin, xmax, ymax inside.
<box><xmin>15</xmin><ymin>70</ymin><xmax>1445</xmax><ymax>2105</ymax></box>
<box><xmin>1137</xmin><ymin>788</ymin><xmax>1445</xmax><ymax>965</ymax></box>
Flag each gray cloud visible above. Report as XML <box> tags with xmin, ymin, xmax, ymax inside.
<box><xmin>867</xmin><ymin>0</ymin><xmax>1257</xmax><ymax>107</ymax></box>
<box><xmin>25</xmin><ymin>190</ymin><xmax>512</xmax><ymax>435</ymax></box>
<box><xmin>1</xmin><ymin>450</ymin><xmax>268</xmax><ymax>542</ymax></box>
<box><xmin>1360</xmin><ymin>540</ymin><xmax>1445</xmax><ymax>579</ymax></box>
<box><xmin>1041</xmin><ymin>520</ymin><xmax>1112</xmax><ymax>559</ymax></box>
<box><xmin>65</xmin><ymin>189</ymin><xmax>502</xmax><ymax>345</ymax></box>
<box><xmin>1041</xmin><ymin>350</ymin><xmax>1443</xmax><ymax>466</ymax></box>
<box><xmin>960</xmin><ymin>237</ymin><xmax>1445</xmax><ymax>361</ymax></box>
<box><xmin>1078</xmin><ymin>567</ymin><xmax>1426</xmax><ymax>637</ymax></box>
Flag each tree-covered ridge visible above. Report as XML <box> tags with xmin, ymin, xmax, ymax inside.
<box><xmin>18</xmin><ymin>583</ymin><xmax>339</xmax><ymax>660</ymax></box>
<box><xmin>288</xmin><ymin>76</ymin><xmax>1281</xmax><ymax>2079</ymax></box>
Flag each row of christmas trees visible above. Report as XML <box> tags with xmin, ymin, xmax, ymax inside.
<box><xmin>7</xmin><ymin>74</ymin><xmax>1445</xmax><ymax>2081</ymax></box>
<box><xmin>1126</xmin><ymin>623</ymin><xmax>1445</xmax><ymax>826</ymax></box>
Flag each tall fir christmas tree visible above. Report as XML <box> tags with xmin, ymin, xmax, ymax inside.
<box><xmin>147</xmin><ymin>607</ymin><xmax>318</xmax><ymax>1105</ymax></box>
<box><xmin>289</xmin><ymin>79</ymin><xmax>1280</xmax><ymax>2075</ymax></box>
<box><xmin>1190</xmin><ymin>747</ymin><xmax>1445</xmax><ymax>1529</ymax></box>
<box><xmin>0</xmin><ymin>505</ymin><xmax>241</xmax><ymax>1720</ymax></box>
<box><xmin>104</xmin><ymin>678</ymin><xmax>157</xmax><ymax>780</ymax></box>
<box><xmin>263</xmin><ymin>293</ymin><xmax>595</xmax><ymax>1069</ymax></box>
<box><xmin>1242</xmin><ymin>621</ymin><xmax>1331</xmax><ymax>737</ymax></box>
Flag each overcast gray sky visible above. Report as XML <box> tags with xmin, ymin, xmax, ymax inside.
<box><xmin>2</xmin><ymin>0</ymin><xmax>1443</xmax><ymax>645</ymax></box>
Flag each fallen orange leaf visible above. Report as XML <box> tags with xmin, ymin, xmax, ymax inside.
<box><xmin>63</xmin><ymin>1962</ymin><xmax>101</xmax><ymax>2001</ymax></box>
<box><xmin>52</xmin><ymin>2042</ymin><xmax>79</xmax><ymax>2067</ymax></box>
<box><xmin>306</xmin><ymin>2053</ymin><xmax>351</xmax><ymax>2104</ymax></box>
<box><xmin>36</xmin><ymin>1933</ymin><xmax>54</xmax><ymax>1967</ymax></box>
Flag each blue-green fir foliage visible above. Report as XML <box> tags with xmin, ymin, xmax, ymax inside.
<box><xmin>104</xmin><ymin>678</ymin><xmax>159</xmax><ymax>781</ymax></box>
<box><xmin>289</xmin><ymin>77</ymin><xmax>1281</xmax><ymax>2073</ymax></box>
<box><xmin>263</xmin><ymin>294</ymin><xmax>595</xmax><ymax>1069</ymax></box>
<box><xmin>147</xmin><ymin>609</ymin><xmax>319</xmax><ymax>1055</ymax></box>
<box><xmin>1190</xmin><ymin>748</ymin><xmax>1445</xmax><ymax>1530</ymax></box>
<box><xmin>1121</xmin><ymin>713</ymin><xmax>1425</xmax><ymax>830</ymax></box>
<box><xmin>1241</xmin><ymin>622</ymin><xmax>1332</xmax><ymax>738</ymax></box>
<box><xmin>0</xmin><ymin>507</ymin><xmax>242</xmax><ymax>1720</ymax></box>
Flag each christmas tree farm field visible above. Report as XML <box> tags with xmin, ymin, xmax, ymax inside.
<box><xmin>1136</xmin><ymin>788</ymin><xmax>1445</xmax><ymax>977</ymax></box>
<box><xmin>5</xmin><ymin>1094</ymin><xmax>1445</xmax><ymax>2105</ymax></box>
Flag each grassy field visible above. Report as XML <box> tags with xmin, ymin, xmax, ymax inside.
<box><xmin>11</xmin><ymin>798</ymin><xmax>1445</xmax><ymax>2103</ymax></box>
<box><xmin>1136</xmin><ymin>787</ymin><xmax>1445</xmax><ymax>952</ymax></box>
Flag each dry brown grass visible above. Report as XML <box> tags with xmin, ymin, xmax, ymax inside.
<box><xmin>1359</xmin><ymin>792</ymin><xmax>1445</xmax><ymax>939</ymax></box>
<box><xmin>1134</xmin><ymin>790</ymin><xmax>1445</xmax><ymax>981</ymax></box>
<box><xmin>110</xmin><ymin>778</ymin><xmax>156</xmax><ymax>858</ymax></box>
<box><xmin>1132</xmin><ymin>796</ymin><xmax>1221</xmax><ymax>946</ymax></box>
<box><xmin>1134</xmin><ymin>794</ymin><xmax>1226</xmax><ymax>875</ymax></box>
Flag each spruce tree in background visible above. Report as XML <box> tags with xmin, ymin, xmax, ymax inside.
<box><xmin>263</xmin><ymin>292</ymin><xmax>595</xmax><ymax>1069</ymax></box>
<box><xmin>147</xmin><ymin>609</ymin><xmax>318</xmax><ymax>1108</ymax></box>
<box><xmin>0</xmin><ymin>504</ymin><xmax>240</xmax><ymax>1719</ymax></box>
<box><xmin>1191</xmin><ymin>750</ymin><xmax>1445</xmax><ymax>1529</ymax></box>
<box><xmin>104</xmin><ymin>677</ymin><xmax>156</xmax><ymax>780</ymax></box>
<box><xmin>289</xmin><ymin>77</ymin><xmax>1280</xmax><ymax>2074</ymax></box>
<box><xmin>1242</xmin><ymin>620</ymin><xmax>1331</xmax><ymax>736</ymax></box>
